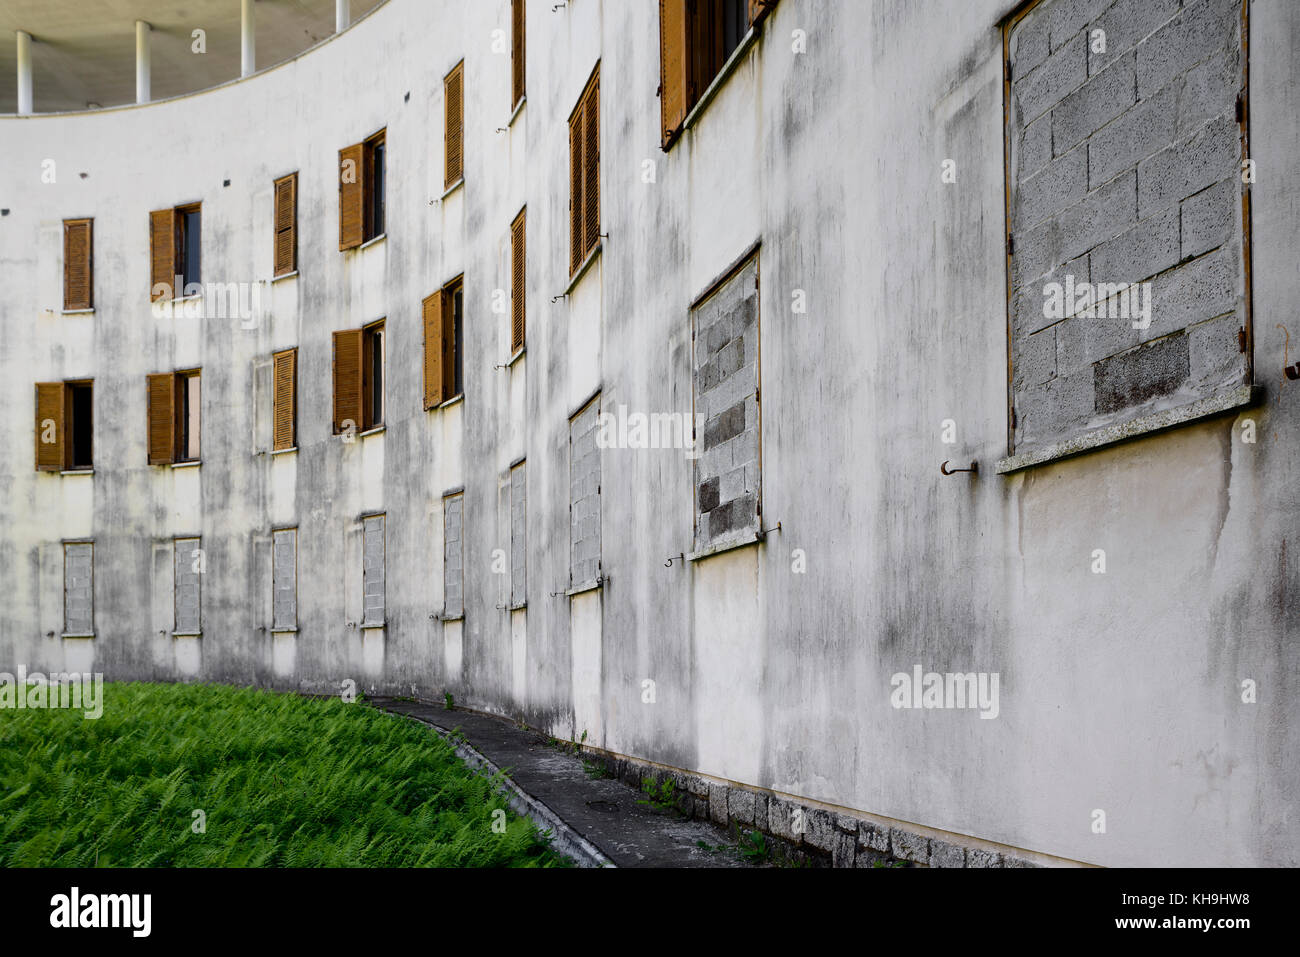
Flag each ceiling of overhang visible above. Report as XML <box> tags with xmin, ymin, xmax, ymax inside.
<box><xmin>0</xmin><ymin>0</ymin><xmax>386</xmax><ymax>114</ymax></box>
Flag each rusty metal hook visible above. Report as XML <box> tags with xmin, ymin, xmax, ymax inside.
<box><xmin>1278</xmin><ymin>325</ymin><xmax>1299</xmax><ymax>380</ymax></box>
<box><xmin>940</xmin><ymin>460</ymin><xmax>978</xmax><ymax>475</ymax></box>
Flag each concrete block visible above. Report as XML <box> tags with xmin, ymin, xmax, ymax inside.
<box><xmin>1052</xmin><ymin>53</ymin><xmax>1136</xmax><ymax>156</ymax></box>
<box><xmin>1088</xmin><ymin>0</ymin><xmax>1180</xmax><ymax>75</ymax></box>
<box><xmin>1188</xmin><ymin>314</ymin><xmax>1246</xmax><ymax>391</ymax></box>
<box><xmin>1015</xmin><ymin>171</ymin><xmax>1136</xmax><ymax>287</ymax></box>
<box><xmin>728</xmin><ymin>788</ymin><xmax>756</xmax><ymax>826</ymax></box>
<box><xmin>753</xmin><ymin>793</ymin><xmax>768</xmax><ymax>832</ymax></box>
<box><xmin>860</xmin><ymin>820</ymin><xmax>891</xmax><ymax>854</ymax></box>
<box><xmin>1014</xmin><ymin>33</ymin><xmax>1087</xmax><ymax>124</ymax></box>
<box><xmin>1180</xmin><ymin>177</ymin><xmax>1236</xmax><ymax>259</ymax></box>
<box><xmin>1019</xmin><ymin>112</ymin><xmax>1052</xmax><ymax>180</ymax></box>
<box><xmin>967</xmin><ymin>848</ymin><xmax>1004</xmax><ymax>868</ymax></box>
<box><xmin>1136</xmin><ymin>0</ymin><xmax>1241</xmax><ymax>99</ymax></box>
<box><xmin>1176</xmin><ymin>46</ymin><xmax>1240</xmax><ymax>137</ymax></box>
<box><xmin>804</xmin><ymin>809</ymin><xmax>837</xmax><ymax>852</ymax></box>
<box><xmin>929</xmin><ymin>839</ymin><xmax>967</xmax><ymax>868</ymax></box>
<box><xmin>698</xmin><ymin>477</ymin><xmax>720</xmax><ymax>513</ymax></box>
<box><xmin>1044</xmin><ymin>0</ymin><xmax>1113</xmax><ymax>52</ymax></box>
<box><xmin>709</xmin><ymin>784</ymin><xmax>729</xmax><ymax>826</ymax></box>
<box><xmin>833</xmin><ymin>832</ymin><xmax>856</xmax><ymax>868</ymax></box>
<box><xmin>1138</xmin><ymin>114</ymin><xmax>1239</xmax><ymax>219</ymax></box>
<box><xmin>1093</xmin><ymin>332</ymin><xmax>1190</xmax><ymax>414</ymax></box>
<box><xmin>1087</xmin><ymin>84</ymin><xmax>1176</xmax><ymax>187</ymax></box>
<box><xmin>890</xmin><ymin>828</ymin><xmax>930</xmax><ymax>864</ymax></box>
<box><xmin>718</xmin><ymin>465</ymin><xmax>749</xmax><ymax>503</ymax></box>
<box><xmin>1148</xmin><ymin>243</ymin><xmax>1239</xmax><ymax>336</ymax></box>
<box><xmin>768</xmin><ymin>797</ymin><xmax>797</xmax><ymax>841</ymax></box>
<box><xmin>1010</xmin><ymin>8</ymin><xmax>1051</xmax><ymax>77</ymax></box>
<box><xmin>1015</xmin><ymin>146</ymin><xmax>1087</xmax><ymax>231</ymax></box>
<box><xmin>1013</xmin><ymin>326</ymin><xmax>1056</xmax><ymax>392</ymax></box>
<box><xmin>1090</xmin><ymin>204</ymin><xmax>1180</xmax><ymax>285</ymax></box>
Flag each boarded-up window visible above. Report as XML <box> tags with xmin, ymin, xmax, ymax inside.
<box><xmin>273</xmin><ymin>173</ymin><xmax>297</xmax><ymax>276</ymax></box>
<box><xmin>443</xmin><ymin>492</ymin><xmax>464</xmax><ymax>618</ymax></box>
<box><xmin>1000</xmin><ymin>0</ymin><xmax>1251</xmax><ymax>470</ymax></box>
<box><xmin>63</xmin><ymin>218</ymin><xmax>93</xmax><ymax>311</ymax></box>
<box><xmin>445</xmin><ymin>61</ymin><xmax>464</xmax><ymax>188</ymax></box>
<box><xmin>362</xmin><ymin>515</ymin><xmax>385</xmax><ymax>626</ymax></box>
<box><xmin>569</xmin><ymin>396</ymin><xmax>602</xmax><ymax>588</ymax></box>
<box><xmin>692</xmin><ymin>251</ymin><xmax>761</xmax><ymax>551</ymax></box>
<box><xmin>332</xmin><ymin>329</ymin><xmax>364</xmax><ymax>434</ymax></box>
<box><xmin>510</xmin><ymin>462</ymin><xmax>526</xmax><ymax>607</ymax></box>
<box><xmin>511</xmin><ymin>208</ymin><xmax>526</xmax><ymax>354</ymax></box>
<box><xmin>569</xmin><ymin>65</ymin><xmax>600</xmax><ymax>275</ymax></box>
<box><xmin>272</xmin><ymin>348</ymin><xmax>297</xmax><ymax>451</ymax></box>
<box><xmin>511</xmin><ymin>0</ymin><xmax>526</xmax><ymax>108</ymax></box>
<box><xmin>64</xmin><ymin>542</ymin><xmax>94</xmax><ymax>637</ymax></box>
<box><xmin>272</xmin><ymin>528</ymin><xmax>297</xmax><ymax>630</ymax></box>
<box><xmin>174</xmin><ymin>537</ymin><xmax>202</xmax><ymax>635</ymax></box>
<box><xmin>423</xmin><ymin>291</ymin><xmax>444</xmax><ymax>410</ymax></box>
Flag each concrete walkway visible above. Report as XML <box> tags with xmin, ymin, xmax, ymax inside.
<box><xmin>369</xmin><ymin>697</ymin><xmax>760</xmax><ymax>868</ymax></box>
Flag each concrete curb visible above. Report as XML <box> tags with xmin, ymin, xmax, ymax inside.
<box><xmin>383</xmin><ymin>707</ymin><xmax>615</xmax><ymax>869</ymax></box>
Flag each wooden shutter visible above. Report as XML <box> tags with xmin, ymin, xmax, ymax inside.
<box><xmin>582</xmin><ymin>73</ymin><xmax>600</xmax><ymax>258</ymax></box>
<box><xmin>339</xmin><ymin>143</ymin><xmax>365</xmax><ymax>250</ymax></box>
<box><xmin>332</xmin><ymin>329</ymin><xmax>364</xmax><ymax>433</ymax></box>
<box><xmin>511</xmin><ymin>0</ymin><xmax>526</xmax><ymax>108</ymax></box>
<box><xmin>445</xmin><ymin>62</ymin><xmax>464</xmax><ymax>188</ymax></box>
<box><xmin>511</xmin><ymin>210</ymin><xmax>526</xmax><ymax>354</ymax></box>
<box><xmin>63</xmin><ymin>219</ymin><xmax>92</xmax><ymax>311</ymax></box>
<box><xmin>423</xmin><ymin>291</ymin><xmax>444</xmax><ymax>410</ymax></box>
<box><xmin>273</xmin><ymin>174</ymin><xmax>297</xmax><ymax>276</ymax></box>
<box><xmin>35</xmin><ymin>383</ymin><xmax>65</xmax><ymax>471</ymax></box>
<box><xmin>659</xmin><ymin>0</ymin><xmax>688</xmax><ymax>147</ymax></box>
<box><xmin>748</xmin><ymin>0</ymin><xmax>776</xmax><ymax>28</ymax></box>
<box><xmin>147</xmin><ymin>373</ymin><xmax>175</xmax><ymax>465</ymax></box>
<box><xmin>150</xmin><ymin>208</ymin><xmax>175</xmax><ymax>300</ymax></box>
<box><xmin>273</xmin><ymin>348</ymin><xmax>297</xmax><ymax>450</ymax></box>
<box><xmin>569</xmin><ymin>102</ymin><xmax>585</xmax><ymax>274</ymax></box>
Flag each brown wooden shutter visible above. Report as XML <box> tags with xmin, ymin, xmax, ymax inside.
<box><xmin>150</xmin><ymin>208</ymin><xmax>175</xmax><ymax>300</ymax></box>
<box><xmin>511</xmin><ymin>210</ymin><xmax>526</xmax><ymax>354</ymax></box>
<box><xmin>659</xmin><ymin>0</ymin><xmax>689</xmax><ymax>147</ymax></box>
<box><xmin>273</xmin><ymin>174</ymin><xmax>297</xmax><ymax>276</ymax></box>
<box><xmin>511</xmin><ymin>0</ymin><xmax>526</xmax><ymax>108</ymax></box>
<box><xmin>569</xmin><ymin>104</ymin><xmax>584</xmax><ymax>274</ymax></box>
<box><xmin>147</xmin><ymin>373</ymin><xmax>175</xmax><ymax>465</ymax></box>
<box><xmin>35</xmin><ymin>382</ymin><xmax>66</xmax><ymax>471</ymax></box>
<box><xmin>748</xmin><ymin>0</ymin><xmax>776</xmax><ymax>28</ymax></box>
<box><xmin>332</xmin><ymin>329</ymin><xmax>364</xmax><ymax>433</ymax></box>
<box><xmin>339</xmin><ymin>144</ymin><xmax>365</xmax><ymax>250</ymax></box>
<box><xmin>582</xmin><ymin>74</ymin><xmax>600</xmax><ymax>257</ymax></box>
<box><xmin>423</xmin><ymin>291</ymin><xmax>444</xmax><ymax>410</ymax></box>
<box><xmin>63</xmin><ymin>219</ymin><xmax>92</xmax><ymax>311</ymax></box>
<box><xmin>445</xmin><ymin>62</ymin><xmax>464</xmax><ymax>188</ymax></box>
<box><xmin>273</xmin><ymin>348</ymin><xmax>297</xmax><ymax>450</ymax></box>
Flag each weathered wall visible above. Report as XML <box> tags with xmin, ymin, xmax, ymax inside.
<box><xmin>1</xmin><ymin>0</ymin><xmax>1297</xmax><ymax>867</ymax></box>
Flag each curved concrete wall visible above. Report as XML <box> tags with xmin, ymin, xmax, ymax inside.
<box><xmin>1</xmin><ymin>0</ymin><xmax>1297</xmax><ymax>866</ymax></box>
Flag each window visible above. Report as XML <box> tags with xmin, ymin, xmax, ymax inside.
<box><xmin>568</xmin><ymin>64</ymin><xmax>600</xmax><ymax>275</ymax></box>
<box><xmin>62</xmin><ymin>218</ymin><xmax>92</xmax><ymax>311</ymax></box>
<box><xmin>423</xmin><ymin>277</ymin><xmax>464</xmax><ymax>409</ymax></box>
<box><xmin>174</xmin><ymin>537</ymin><xmax>201</xmax><ymax>636</ymax></box>
<box><xmin>149</xmin><ymin>202</ymin><xmax>201</xmax><ymax>300</ymax></box>
<box><xmin>511</xmin><ymin>0</ymin><xmax>525</xmax><ymax>109</ymax></box>
<box><xmin>692</xmin><ymin>250</ymin><xmax>761</xmax><ymax>551</ymax></box>
<box><xmin>511</xmin><ymin>208</ymin><xmax>526</xmax><ymax>354</ymax></box>
<box><xmin>338</xmin><ymin>128</ymin><xmax>386</xmax><ymax>250</ymax></box>
<box><xmin>362</xmin><ymin>515</ymin><xmax>385</xmax><ymax>627</ymax></box>
<box><xmin>34</xmin><ymin>380</ymin><xmax>93</xmax><ymax>472</ymax></box>
<box><xmin>999</xmin><ymin>0</ymin><xmax>1251</xmax><ymax>471</ymax></box>
<box><xmin>510</xmin><ymin>461</ymin><xmax>526</xmax><ymax>607</ymax></box>
<box><xmin>63</xmin><ymin>542</ymin><xmax>94</xmax><ymax>637</ymax></box>
<box><xmin>272</xmin><ymin>528</ymin><xmax>297</xmax><ymax>631</ymax></box>
<box><xmin>569</xmin><ymin>395</ymin><xmax>602</xmax><ymax>588</ymax></box>
<box><xmin>146</xmin><ymin>370</ymin><xmax>200</xmax><ymax>465</ymax></box>
<box><xmin>273</xmin><ymin>173</ymin><xmax>298</xmax><ymax>277</ymax></box>
<box><xmin>659</xmin><ymin>0</ymin><xmax>776</xmax><ymax>148</ymax></box>
<box><xmin>332</xmin><ymin>321</ymin><xmax>384</xmax><ymax>434</ymax></box>
<box><xmin>445</xmin><ymin>61</ymin><xmax>464</xmax><ymax>188</ymax></box>
<box><xmin>272</xmin><ymin>348</ymin><xmax>297</xmax><ymax>451</ymax></box>
<box><xmin>443</xmin><ymin>492</ymin><xmax>464</xmax><ymax>619</ymax></box>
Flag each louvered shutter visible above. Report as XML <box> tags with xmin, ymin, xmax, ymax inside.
<box><xmin>569</xmin><ymin>105</ymin><xmax>584</xmax><ymax>274</ymax></box>
<box><xmin>147</xmin><ymin>373</ymin><xmax>175</xmax><ymax>465</ymax></box>
<box><xmin>63</xmin><ymin>219</ymin><xmax>92</xmax><ymax>311</ymax></box>
<box><xmin>659</xmin><ymin>0</ymin><xmax>688</xmax><ymax>147</ymax></box>
<box><xmin>423</xmin><ymin>291</ymin><xmax>444</xmax><ymax>410</ymax></box>
<box><xmin>582</xmin><ymin>74</ymin><xmax>600</xmax><ymax>257</ymax></box>
<box><xmin>445</xmin><ymin>63</ymin><xmax>464</xmax><ymax>187</ymax></box>
<box><xmin>339</xmin><ymin>143</ymin><xmax>365</xmax><ymax>250</ymax></box>
<box><xmin>35</xmin><ymin>383</ymin><xmax>65</xmax><ymax>471</ymax></box>
<box><xmin>150</xmin><ymin>208</ymin><xmax>175</xmax><ymax>300</ymax></box>
<box><xmin>332</xmin><ymin>329</ymin><xmax>364</xmax><ymax>433</ymax></box>
<box><xmin>511</xmin><ymin>210</ymin><xmax>526</xmax><ymax>354</ymax></box>
<box><xmin>512</xmin><ymin>0</ymin><xmax>526</xmax><ymax>108</ymax></box>
<box><xmin>273</xmin><ymin>348</ymin><xmax>297</xmax><ymax>450</ymax></box>
<box><xmin>274</xmin><ymin>174</ymin><xmax>297</xmax><ymax>276</ymax></box>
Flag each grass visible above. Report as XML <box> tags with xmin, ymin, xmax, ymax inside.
<box><xmin>0</xmin><ymin>681</ymin><xmax>569</xmax><ymax>868</ymax></box>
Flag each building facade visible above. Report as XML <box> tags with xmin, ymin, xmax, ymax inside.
<box><xmin>1</xmin><ymin>0</ymin><xmax>1298</xmax><ymax>867</ymax></box>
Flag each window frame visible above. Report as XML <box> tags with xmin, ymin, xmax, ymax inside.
<box><xmin>362</xmin><ymin>319</ymin><xmax>385</xmax><ymax>431</ymax></box>
<box><xmin>62</xmin><ymin>540</ymin><xmax>95</xmax><ymax>638</ymax></box>
<box><xmin>442</xmin><ymin>276</ymin><xmax>465</xmax><ymax>403</ymax></box>
<box><xmin>175</xmin><ymin>369</ymin><xmax>201</xmax><ymax>464</ymax></box>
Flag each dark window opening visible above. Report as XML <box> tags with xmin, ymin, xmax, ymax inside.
<box><xmin>176</xmin><ymin>206</ymin><xmax>201</xmax><ymax>290</ymax></box>
<box><xmin>451</xmin><ymin>284</ymin><xmax>463</xmax><ymax>399</ymax></box>
<box><xmin>67</xmin><ymin>382</ymin><xmax>93</xmax><ymax>470</ymax></box>
<box><xmin>363</xmin><ymin>322</ymin><xmax>385</xmax><ymax>428</ymax></box>
<box><xmin>368</xmin><ymin>139</ymin><xmax>385</xmax><ymax>239</ymax></box>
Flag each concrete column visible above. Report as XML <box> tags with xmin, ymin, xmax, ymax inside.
<box><xmin>336</xmin><ymin>0</ymin><xmax>351</xmax><ymax>33</ymax></box>
<box><xmin>16</xmin><ymin>30</ymin><xmax>32</xmax><ymax>115</ymax></box>
<box><xmin>135</xmin><ymin>21</ymin><xmax>151</xmax><ymax>104</ymax></box>
<box><xmin>240</xmin><ymin>0</ymin><xmax>255</xmax><ymax>77</ymax></box>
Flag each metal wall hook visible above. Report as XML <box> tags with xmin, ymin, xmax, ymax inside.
<box><xmin>940</xmin><ymin>460</ymin><xmax>978</xmax><ymax>475</ymax></box>
<box><xmin>756</xmin><ymin>521</ymin><xmax>782</xmax><ymax>541</ymax></box>
<box><xmin>664</xmin><ymin>553</ymin><xmax>684</xmax><ymax>567</ymax></box>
